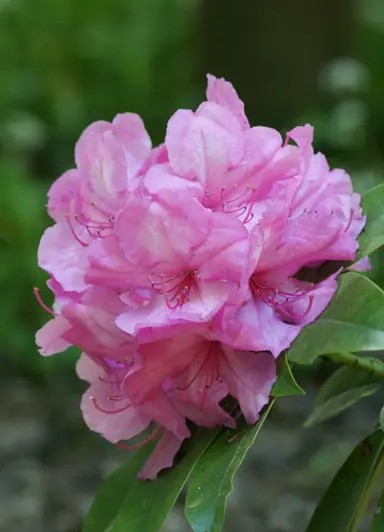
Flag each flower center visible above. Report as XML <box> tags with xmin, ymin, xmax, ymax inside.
<box><xmin>204</xmin><ymin>185</ymin><xmax>257</xmax><ymax>224</ymax></box>
<box><xmin>176</xmin><ymin>341</ymin><xmax>223</xmax><ymax>408</ymax></box>
<box><xmin>249</xmin><ymin>275</ymin><xmax>314</xmax><ymax>322</ymax></box>
<box><xmin>149</xmin><ymin>270</ymin><xmax>198</xmax><ymax>309</ymax></box>
<box><xmin>66</xmin><ymin>201</ymin><xmax>115</xmax><ymax>246</ymax></box>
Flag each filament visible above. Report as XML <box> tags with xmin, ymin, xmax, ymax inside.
<box><xmin>33</xmin><ymin>287</ymin><xmax>59</xmax><ymax>317</ymax></box>
<box><xmin>116</xmin><ymin>426</ymin><xmax>162</xmax><ymax>450</ymax></box>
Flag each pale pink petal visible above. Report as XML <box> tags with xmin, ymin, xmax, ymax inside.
<box><xmin>112</xmin><ymin>113</ymin><xmax>152</xmax><ymax>162</ymax></box>
<box><xmin>76</xmin><ymin>353</ymin><xmax>105</xmax><ymax>383</ymax></box>
<box><xmin>47</xmin><ymin>169</ymin><xmax>81</xmax><ymax>222</ymax></box>
<box><xmin>38</xmin><ymin>223</ymin><xmax>90</xmax><ymax>293</ymax></box>
<box><xmin>116</xmin><ymin>194</ymin><xmax>210</xmax><ymax>271</ymax></box>
<box><xmin>166</xmin><ymin>110</ymin><xmax>233</xmax><ymax>188</ymax></box>
<box><xmin>348</xmin><ymin>256</ymin><xmax>371</xmax><ymax>272</ymax></box>
<box><xmin>221</xmin><ymin>349</ymin><xmax>276</xmax><ymax>424</ymax></box>
<box><xmin>138</xmin><ymin>431</ymin><xmax>185</xmax><ymax>480</ymax></box>
<box><xmin>143</xmin><ymin>163</ymin><xmax>203</xmax><ymax>199</ymax></box>
<box><xmin>62</xmin><ymin>288</ymin><xmax>138</xmax><ymax>361</ymax></box>
<box><xmin>140</xmin><ymin>391</ymin><xmax>190</xmax><ymax>439</ymax></box>
<box><xmin>86</xmin><ymin>236</ymin><xmax>148</xmax><ymax>289</ymax></box>
<box><xmin>206</xmin><ymin>74</ymin><xmax>249</xmax><ymax>130</ymax></box>
<box><xmin>81</xmin><ymin>380</ymin><xmax>151</xmax><ymax>443</ymax></box>
<box><xmin>217</xmin><ymin>295</ymin><xmax>300</xmax><ymax>357</ymax></box>
<box><xmin>35</xmin><ymin>316</ymin><xmax>72</xmax><ymax>356</ymax></box>
<box><xmin>286</xmin><ymin>124</ymin><xmax>314</xmax><ymax>150</ymax></box>
<box><xmin>195</xmin><ymin>213</ymin><xmax>250</xmax><ymax>284</ymax></box>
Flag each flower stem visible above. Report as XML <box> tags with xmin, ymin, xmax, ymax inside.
<box><xmin>325</xmin><ymin>352</ymin><xmax>384</xmax><ymax>379</ymax></box>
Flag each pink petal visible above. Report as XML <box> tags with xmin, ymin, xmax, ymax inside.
<box><xmin>221</xmin><ymin>348</ymin><xmax>276</xmax><ymax>424</ymax></box>
<box><xmin>115</xmin><ymin>194</ymin><xmax>210</xmax><ymax>271</ymax></box>
<box><xmin>35</xmin><ymin>316</ymin><xmax>72</xmax><ymax>356</ymax></box>
<box><xmin>76</xmin><ymin>353</ymin><xmax>105</xmax><ymax>382</ymax></box>
<box><xmin>138</xmin><ymin>431</ymin><xmax>185</xmax><ymax>480</ymax></box>
<box><xmin>81</xmin><ymin>379</ymin><xmax>151</xmax><ymax>443</ymax></box>
<box><xmin>38</xmin><ymin>223</ymin><xmax>90</xmax><ymax>293</ymax></box>
<box><xmin>112</xmin><ymin>113</ymin><xmax>152</xmax><ymax>162</ymax></box>
<box><xmin>206</xmin><ymin>74</ymin><xmax>249</xmax><ymax>130</ymax></box>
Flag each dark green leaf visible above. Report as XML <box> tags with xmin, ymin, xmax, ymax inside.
<box><xmin>83</xmin><ymin>428</ymin><xmax>220</xmax><ymax>532</ymax></box>
<box><xmin>294</xmin><ymin>260</ymin><xmax>351</xmax><ymax>284</ymax></box>
<box><xmin>184</xmin><ymin>401</ymin><xmax>274</xmax><ymax>532</ymax></box>
<box><xmin>358</xmin><ymin>183</ymin><xmax>384</xmax><ymax>258</ymax></box>
<box><xmin>271</xmin><ymin>353</ymin><xmax>305</xmax><ymax>397</ymax></box>
<box><xmin>306</xmin><ymin>430</ymin><xmax>384</xmax><ymax>532</ymax></box>
<box><xmin>288</xmin><ymin>273</ymin><xmax>384</xmax><ymax>365</ymax></box>
<box><xmin>304</xmin><ymin>365</ymin><xmax>381</xmax><ymax>426</ymax></box>
<box><xmin>371</xmin><ymin>489</ymin><xmax>384</xmax><ymax>532</ymax></box>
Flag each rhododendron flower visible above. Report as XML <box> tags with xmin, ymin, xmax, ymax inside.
<box><xmin>35</xmin><ymin>74</ymin><xmax>367</xmax><ymax>479</ymax></box>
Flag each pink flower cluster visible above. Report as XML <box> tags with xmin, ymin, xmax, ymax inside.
<box><xmin>36</xmin><ymin>75</ymin><xmax>365</xmax><ymax>479</ymax></box>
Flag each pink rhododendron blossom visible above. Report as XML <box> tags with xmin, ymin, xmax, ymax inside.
<box><xmin>35</xmin><ymin>74</ymin><xmax>367</xmax><ymax>479</ymax></box>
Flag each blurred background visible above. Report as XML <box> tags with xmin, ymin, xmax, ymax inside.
<box><xmin>1</xmin><ymin>0</ymin><xmax>384</xmax><ymax>530</ymax></box>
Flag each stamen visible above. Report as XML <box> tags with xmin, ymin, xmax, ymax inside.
<box><xmin>279</xmin><ymin>294</ymin><xmax>314</xmax><ymax>321</ymax></box>
<box><xmin>250</xmin><ymin>276</ymin><xmax>314</xmax><ymax>321</ymax></box>
<box><xmin>66</xmin><ymin>214</ymin><xmax>89</xmax><ymax>247</ymax></box>
<box><xmin>74</xmin><ymin>212</ymin><xmax>114</xmax><ymax>240</ymax></box>
<box><xmin>176</xmin><ymin>355</ymin><xmax>208</xmax><ymax>391</ymax></box>
<box><xmin>116</xmin><ymin>426</ymin><xmax>162</xmax><ymax>450</ymax></box>
<box><xmin>149</xmin><ymin>271</ymin><xmax>197</xmax><ymax>309</ymax></box>
<box><xmin>176</xmin><ymin>342</ymin><xmax>223</xmax><ymax>409</ymax></box>
<box><xmin>91</xmin><ymin>396</ymin><xmax>132</xmax><ymax>415</ymax></box>
<box><xmin>344</xmin><ymin>208</ymin><xmax>354</xmax><ymax>233</ymax></box>
<box><xmin>98</xmin><ymin>376</ymin><xmax>123</xmax><ymax>385</ymax></box>
<box><xmin>33</xmin><ymin>287</ymin><xmax>59</xmax><ymax>317</ymax></box>
<box><xmin>203</xmin><ymin>187</ymin><xmax>226</xmax><ymax>209</ymax></box>
<box><xmin>108</xmin><ymin>394</ymin><xmax>128</xmax><ymax>402</ymax></box>
<box><xmin>222</xmin><ymin>186</ymin><xmax>257</xmax><ymax>224</ymax></box>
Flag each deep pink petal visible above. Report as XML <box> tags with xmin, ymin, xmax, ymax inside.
<box><xmin>221</xmin><ymin>348</ymin><xmax>276</xmax><ymax>424</ymax></box>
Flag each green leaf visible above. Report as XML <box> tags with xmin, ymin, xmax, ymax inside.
<box><xmin>316</xmin><ymin>365</ymin><xmax>381</xmax><ymax>404</ymax></box>
<box><xmin>271</xmin><ymin>353</ymin><xmax>305</xmax><ymax>397</ymax></box>
<box><xmin>305</xmin><ymin>385</ymin><xmax>380</xmax><ymax>427</ymax></box>
<box><xmin>288</xmin><ymin>273</ymin><xmax>384</xmax><ymax>365</ymax></box>
<box><xmin>380</xmin><ymin>407</ymin><xmax>384</xmax><ymax>432</ymax></box>
<box><xmin>358</xmin><ymin>183</ymin><xmax>384</xmax><ymax>258</ymax></box>
<box><xmin>82</xmin><ymin>428</ymin><xmax>220</xmax><ymax>532</ymax></box>
<box><xmin>294</xmin><ymin>260</ymin><xmax>351</xmax><ymax>284</ymax></box>
<box><xmin>305</xmin><ymin>366</ymin><xmax>381</xmax><ymax>426</ymax></box>
<box><xmin>371</xmin><ymin>489</ymin><xmax>384</xmax><ymax>532</ymax></box>
<box><xmin>184</xmin><ymin>400</ymin><xmax>274</xmax><ymax>532</ymax></box>
<box><xmin>306</xmin><ymin>430</ymin><xmax>384</xmax><ymax>532</ymax></box>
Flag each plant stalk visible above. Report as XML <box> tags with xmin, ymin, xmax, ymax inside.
<box><xmin>324</xmin><ymin>352</ymin><xmax>384</xmax><ymax>379</ymax></box>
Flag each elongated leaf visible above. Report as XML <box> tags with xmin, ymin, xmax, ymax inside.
<box><xmin>371</xmin><ymin>489</ymin><xmax>384</xmax><ymax>532</ymax></box>
<box><xmin>306</xmin><ymin>430</ymin><xmax>384</xmax><ymax>532</ymax></box>
<box><xmin>305</xmin><ymin>385</ymin><xmax>380</xmax><ymax>427</ymax></box>
<box><xmin>380</xmin><ymin>407</ymin><xmax>384</xmax><ymax>432</ymax></box>
<box><xmin>294</xmin><ymin>260</ymin><xmax>351</xmax><ymax>284</ymax></box>
<box><xmin>83</xmin><ymin>428</ymin><xmax>220</xmax><ymax>532</ymax></box>
<box><xmin>184</xmin><ymin>401</ymin><xmax>274</xmax><ymax>532</ymax></box>
<box><xmin>289</xmin><ymin>273</ymin><xmax>384</xmax><ymax>365</ymax></box>
<box><xmin>304</xmin><ymin>366</ymin><xmax>381</xmax><ymax>426</ymax></box>
<box><xmin>358</xmin><ymin>183</ymin><xmax>384</xmax><ymax>258</ymax></box>
<box><xmin>271</xmin><ymin>353</ymin><xmax>305</xmax><ymax>397</ymax></box>
<box><xmin>316</xmin><ymin>365</ymin><xmax>382</xmax><ymax>405</ymax></box>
